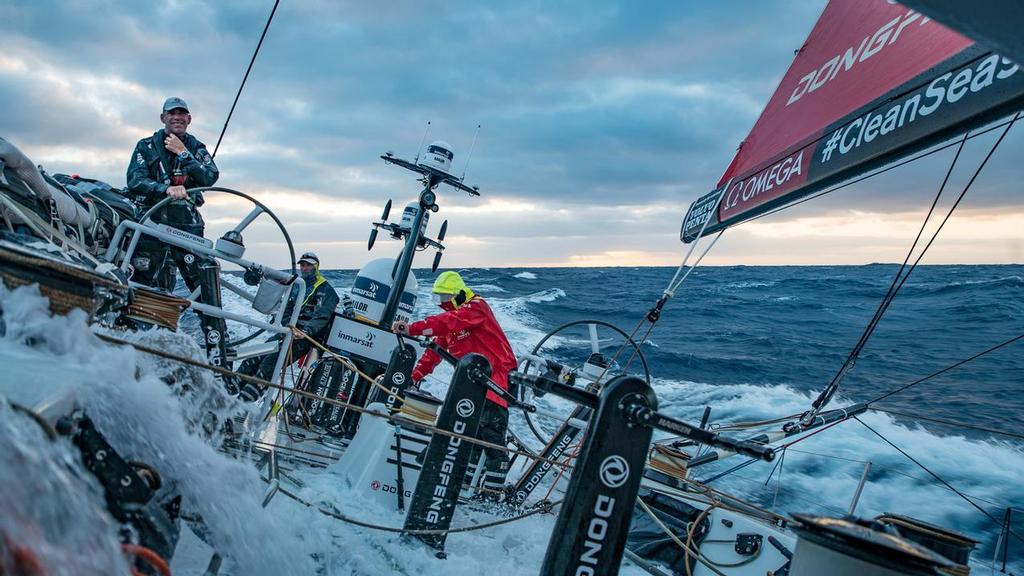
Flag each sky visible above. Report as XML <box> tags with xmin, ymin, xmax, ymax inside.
<box><xmin>1</xmin><ymin>0</ymin><xmax>1022</xmax><ymax>268</ymax></box>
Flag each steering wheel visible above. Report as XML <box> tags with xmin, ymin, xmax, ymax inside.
<box><xmin>137</xmin><ymin>186</ymin><xmax>298</xmax><ymax>346</ymax></box>
<box><xmin>516</xmin><ymin>319</ymin><xmax>650</xmax><ymax>445</ymax></box>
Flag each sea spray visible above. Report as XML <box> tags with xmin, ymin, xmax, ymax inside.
<box><xmin>0</xmin><ymin>281</ymin><xmax>320</xmax><ymax>575</ymax></box>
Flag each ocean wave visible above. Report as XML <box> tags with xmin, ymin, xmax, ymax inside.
<box><xmin>514</xmin><ymin>271</ymin><xmax>538</xmax><ymax>280</ymax></box>
<box><xmin>646</xmin><ymin>376</ymin><xmax>1024</xmax><ymax>565</ymax></box>
<box><xmin>722</xmin><ymin>280</ymin><xmax>777</xmax><ymax>290</ymax></box>
<box><xmin>472</xmin><ymin>283</ymin><xmax>508</xmax><ymax>293</ymax></box>
<box><xmin>913</xmin><ymin>275</ymin><xmax>1024</xmax><ymax>296</ymax></box>
<box><xmin>524</xmin><ymin>288</ymin><xmax>566</xmax><ymax>303</ymax></box>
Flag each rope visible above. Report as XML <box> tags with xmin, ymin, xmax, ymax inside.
<box><xmin>635</xmin><ymin>498</ymin><xmax>727</xmax><ymax>576</ymax></box>
<box><xmin>644</xmin><ymin>476</ymin><xmax>792</xmax><ymax>528</ymax></box>
<box><xmin>212</xmin><ymin>0</ymin><xmax>281</xmax><ymax>158</ymax></box>
<box><xmin>868</xmin><ymin>407</ymin><xmax>1024</xmax><ymax>441</ymax></box>
<box><xmin>853</xmin><ymin>416</ymin><xmax>1024</xmax><ymax>548</ymax></box>
<box><xmin>706</xmin><ymin>413</ymin><xmax>801</xmax><ymax>432</ymax></box>
<box><xmin>805</xmin><ymin>113</ymin><xmax>1018</xmax><ymax>422</ymax></box>
<box><xmin>93</xmin><ymin>333</ymin><xmax>571</xmax><ymax>470</ymax></box>
<box><xmin>122</xmin><ymin>543</ymin><xmax>172</xmax><ymax>576</ymax></box>
<box><xmin>301</xmin><ymin>330</ymin><xmax>528</xmax><ymax>415</ymax></box>
<box><xmin>250</xmin><ymin>439</ymin><xmax>340</xmax><ymax>461</ymax></box>
<box><xmin>269</xmin><ymin>478</ymin><xmax>561</xmax><ymax>535</ymax></box>
<box><xmin>665</xmin><ymin>230</ymin><xmax>724</xmax><ymax>298</ymax></box>
<box><xmin>700</xmin><ymin>417</ymin><xmax>849</xmax><ymax>485</ymax></box>
<box><xmin>867</xmin><ymin>331</ymin><xmax>1024</xmax><ymax>405</ymax></box>
<box><xmin>807</xmin><ymin>130</ymin><xmax>968</xmax><ymax>421</ymax></box>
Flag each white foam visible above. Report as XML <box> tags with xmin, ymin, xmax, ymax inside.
<box><xmin>0</xmin><ymin>281</ymin><xmax>319</xmax><ymax>575</ymax></box>
<box><xmin>514</xmin><ymin>271</ymin><xmax>538</xmax><ymax>280</ymax></box>
<box><xmin>650</xmin><ymin>376</ymin><xmax>1024</xmax><ymax>562</ymax></box>
<box><xmin>0</xmin><ymin>398</ymin><xmax>129</xmax><ymax>575</ymax></box>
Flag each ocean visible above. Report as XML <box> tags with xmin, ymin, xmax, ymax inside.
<box><xmin>345</xmin><ymin>263</ymin><xmax>1024</xmax><ymax>568</ymax></box>
<box><xmin>2</xmin><ymin>264</ymin><xmax>1021</xmax><ymax>574</ymax></box>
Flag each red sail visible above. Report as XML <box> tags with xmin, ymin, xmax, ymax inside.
<box><xmin>682</xmin><ymin>0</ymin><xmax>1024</xmax><ymax>242</ymax></box>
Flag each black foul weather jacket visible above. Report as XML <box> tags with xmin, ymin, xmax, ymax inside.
<box><xmin>283</xmin><ymin>274</ymin><xmax>340</xmax><ymax>342</ymax></box>
<box><xmin>126</xmin><ymin>129</ymin><xmax>219</xmax><ymax>233</ymax></box>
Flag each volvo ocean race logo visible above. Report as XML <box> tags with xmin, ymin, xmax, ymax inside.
<box><xmin>599</xmin><ymin>455</ymin><xmax>629</xmax><ymax>488</ymax></box>
<box><xmin>456</xmin><ymin>399</ymin><xmax>475</xmax><ymax>418</ymax></box>
<box><xmin>392</xmin><ymin>372</ymin><xmax>406</xmax><ymax>385</ymax></box>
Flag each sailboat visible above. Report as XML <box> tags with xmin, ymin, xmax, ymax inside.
<box><xmin>1</xmin><ymin>1</ymin><xmax>1022</xmax><ymax>575</ymax></box>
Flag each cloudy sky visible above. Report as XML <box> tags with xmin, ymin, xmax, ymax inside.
<box><xmin>2</xmin><ymin>0</ymin><xmax>1022</xmax><ymax>268</ymax></box>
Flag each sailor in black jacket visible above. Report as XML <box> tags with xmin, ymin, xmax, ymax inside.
<box><xmin>126</xmin><ymin>97</ymin><xmax>219</xmax><ymax>291</ymax></box>
<box><xmin>237</xmin><ymin>252</ymin><xmax>340</xmax><ymax>402</ymax></box>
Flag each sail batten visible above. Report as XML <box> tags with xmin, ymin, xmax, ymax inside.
<box><xmin>682</xmin><ymin>0</ymin><xmax>1024</xmax><ymax>243</ymax></box>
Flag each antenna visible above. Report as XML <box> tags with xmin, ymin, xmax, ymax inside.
<box><xmin>460</xmin><ymin>124</ymin><xmax>481</xmax><ymax>181</ymax></box>
<box><xmin>414</xmin><ymin>121</ymin><xmax>432</xmax><ymax>163</ymax></box>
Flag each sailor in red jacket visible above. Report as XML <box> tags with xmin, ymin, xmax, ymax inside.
<box><xmin>394</xmin><ymin>271</ymin><xmax>517</xmax><ymax>497</ymax></box>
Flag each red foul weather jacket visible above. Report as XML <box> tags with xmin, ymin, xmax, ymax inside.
<box><xmin>408</xmin><ymin>296</ymin><xmax>517</xmax><ymax>408</ymax></box>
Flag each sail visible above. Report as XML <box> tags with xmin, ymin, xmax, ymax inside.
<box><xmin>681</xmin><ymin>0</ymin><xmax>1024</xmax><ymax>242</ymax></box>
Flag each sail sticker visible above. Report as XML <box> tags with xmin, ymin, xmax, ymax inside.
<box><xmin>816</xmin><ymin>54</ymin><xmax>1019</xmax><ymax>166</ymax></box>
<box><xmin>682</xmin><ymin>0</ymin><xmax>1024</xmax><ymax>242</ymax></box>
<box><xmin>680</xmin><ymin>187</ymin><xmax>724</xmax><ymax>242</ymax></box>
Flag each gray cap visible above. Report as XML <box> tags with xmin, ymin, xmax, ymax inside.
<box><xmin>162</xmin><ymin>97</ymin><xmax>189</xmax><ymax>113</ymax></box>
<box><xmin>297</xmin><ymin>251</ymin><xmax>320</xmax><ymax>266</ymax></box>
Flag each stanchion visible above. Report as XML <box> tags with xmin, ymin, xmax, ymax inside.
<box><xmin>403</xmin><ymin>353</ymin><xmax>491</xmax><ymax>552</ymax></box>
<box><xmin>197</xmin><ymin>257</ymin><xmax>236</xmax><ymax>391</ymax></box>
<box><xmin>540</xmin><ymin>375</ymin><xmax>656</xmax><ymax>576</ymax></box>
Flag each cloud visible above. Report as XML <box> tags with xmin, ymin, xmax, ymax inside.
<box><xmin>1</xmin><ymin>0</ymin><xmax>1021</xmax><ymax>267</ymax></box>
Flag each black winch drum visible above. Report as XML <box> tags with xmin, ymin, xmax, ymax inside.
<box><xmin>875</xmin><ymin>514</ymin><xmax>976</xmax><ymax>570</ymax></box>
<box><xmin>789</xmin><ymin>514</ymin><xmax>956</xmax><ymax>576</ymax></box>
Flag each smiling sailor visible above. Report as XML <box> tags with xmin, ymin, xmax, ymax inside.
<box><xmin>126</xmin><ymin>96</ymin><xmax>219</xmax><ymax>291</ymax></box>
<box><xmin>393</xmin><ymin>271</ymin><xmax>518</xmax><ymax>499</ymax></box>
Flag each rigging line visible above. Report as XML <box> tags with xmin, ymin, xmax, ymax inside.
<box><xmin>869</xmin><ymin>332</ymin><xmax>1024</xmax><ymax>405</ymax></box>
<box><xmin>853</xmin><ymin>416</ymin><xmax>1024</xmax><ymax>547</ymax></box>
<box><xmin>738</xmin><ymin>115</ymin><xmax>1019</xmax><ymax>229</ymax></box>
<box><xmin>848</xmin><ymin>131</ymin><xmax>967</xmax><ymax>358</ymax></box>
<box><xmin>806</xmin><ymin>130</ymin><xmax>969</xmax><ymax>418</ymax></box>
<box><xmin>718</xmin><ymin>471</ymin><xmax>853</xmax><ymax>516</ymax></box>
<box><xmin>868</xmin><ymin>407</ymin><xmax>1024</xmax><ymax>442</ymax></box>
<box><xmin>665</xmin><ymin>189</ymin><xmax>725</xmax><ymax>297</ymax></box>
<box><xmin>806</xmin><ymin>114</ymin><xmax>1019</xmax><ymax>420</ymax></box>
<box><xmin>666</xmin><ymin>230</ymin><xmax>724</xmax><ymax>296</ymax></box>
<box><xmin>267</xmin><ymin>472</ymin><xmax>562</xmax><ymax>535</ymax></box>
<box><xmin>701</xmin><ymin>417</ymin><xmax>849</xmax><ymax>485</ymax></box>
<box><xmin>700</xmin><ymin>457</ymin><xmax>760</xmax><ymax>485</ymax></box>
<box><xmin>212</xmin><ymin>0</ymin><xmax>281</xmax><ymax>159</ymax></box>
<box><xmin>94</xmin><ymin>333</ymin><xmax>571</xmax><ymax>469</ymax></box>
<box><xmin>620</xmin><ymin>228</ymin><xmax>725</xmax><ymax>372</ymax></box>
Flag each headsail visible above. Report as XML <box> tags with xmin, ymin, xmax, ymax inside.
<box><xmin>682</xmin><ymin>0</ymin><xmax>1024</xmax><ymax>242</ymax></box>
